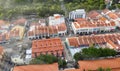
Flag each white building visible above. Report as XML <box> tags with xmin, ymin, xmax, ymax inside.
<box><xmin>27</xmin><ymin>23</ymin><xmax>67</xmax><ymax>40</ymax></box>
<box><xmin>69</xmin><ymin>9</ymin><xmax>86</xmax><ymax>20</ymax></box>
<box><xmin>48</xmin><ymin>14</ymin><xmax>65</xmax><ymax>25</ymax></box>
<box><xmin>25</xmin><ymin>49</ymin><xmax>32</xmax><ymax>64</ymax></box>
<box><xmin>71</xmin><ymin>18</ymin><xmax>116</xmax><ymax>35</ymax></box>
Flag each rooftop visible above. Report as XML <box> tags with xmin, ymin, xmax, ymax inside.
<box><xmin>102</xmin><ymin>9</ymin><xmax>119</xmax><ymax>20</ymax></box>
<box><xmin>87</xmin><ymin>10</ymin><xmax>100</xmax><ymax>19</ymax></box>
<box><xmin>13</xmin><ymin>18</ymin><xmax>27</xmax><ymax>25</ymax></box>
<box><xmin>0</xmin><ymin>46</ymin><xmax>3</xmax><ymax>55</ymax></box>
<box><xmin>107</xmin><ymin>12</ymin><xmax>119</xmax><ymax>19</ymax></box>
<box><xmin>32</xmin><ymin>38</ymin><xmax>64</xmax><ymax>57</ymax></box>
<box><xmin>64</xmin><ymin>58</ymin><xmax>120</xmax><ymax>71</ymax></box>
<box><xmin>102</xmin><ymin>9</ymin><xmax>110</xmax><ymax>14</ymax></box>
<box><xmin>28</xmin><ymin>23</ymin><xmax>67</xmax><ymax>36</ymax></box>
<box><xmin>78</xmin><ymin>58</ymin><xmax>120</xmax><ymax>71</ymax></box>
<box><xmin>67</xmin><ymin>33</ymin><xmax>120</xmax><ymax>49</ymax></box>
<box><xmin>13</xmin><ymin>63</ymin><xmax>58</xmax><ymax>71</ymax></box>
<box><xmin>0</xmin><ymin>20</ymin><xmax>6</xmax><ymax>26</ymax></box>
<box><xmin>73</xmin><ymin>19</ymin><xmax>115</xmax><ymax>29</ymax></box>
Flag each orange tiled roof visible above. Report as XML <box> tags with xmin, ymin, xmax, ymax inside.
<box><xmin>13</xmin><ymin>63</ymin><xmax>59</xmax><ymax>71</ymax></box>
<box><xmin>57</xmin><ymin>23</ymin><xmax>67</xmax><ymax>31</ymax></box>
<box><xmin>0</xmin><ymin>20</ymin><xmax>6</xmax><ymax>26</ymax></box>
<box><xmin>103</xmin><ymin>9</ymin><xmax>110</xmax><ymax>14</ymax></box>
<box><xmin>99</xmin><ymin>17</ymin><xmax>107</xmax><ymax>21</ymax></box>
<box><xmin>78</xmin><ymin>58</ymin><xmax>120</xmax><ymax>71</ymax></box>
<box><xmin>73</xmin><ymin>20</ymin><xmax>115</xmax><ymax>29</ymax></box>
<box><xmin>115</xmin><ymin>12</ymin><xmax>120</xmax><ymax>18</ymax></box>
<box><xmin>28</xmin><ymin>23</ymin><xmax>66</xmax><ymax>36</ymax></box>
<box><xmin>107</xmin><ymin>12</ymin><xmax>119</xmax><ymax>19</ymax></box>
<box><xmin>0</xmin><ymin>46</ymin><xmax>3</xmax><ymax>55</ymax></box>
<box><xmin>87</xmin><ymin>10</ymin><xmax>100</xmax><ymax>19</ymax></box>
<box><xmin>64</xmin><ymin>58</ymin><xmax>120</xmax><ymax>71</ymax></box>
<box><xmin>68</xmin><ymin>33</ymin><xmax>120</xmax><ymax>49</ymax></box>
<box><xmin>13</xmin><ymin>18</ymin><xmax>26</xmax><ymax>25</ymax></box>
<box><xmin>32</xmin><ymin>38</ymin><xmax>64</xmax><ymax>57</ymax></box>
<box><xmin>68</xmin><ymin>37</ymin><xmax>79</xmax><ymax>47</ymax></box>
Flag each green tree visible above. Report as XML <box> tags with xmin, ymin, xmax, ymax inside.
<box><xmin>74</xmin><ymin>52</ymin><xmax>84</xmax><ymax>61</ymax></box>
<box><xmin>58</xmin><ymin>59</ymin><xmax>67</xmax><ymax>68</ymax></box>
<box><xmin>74</xmin><ymin>47</ymin><xmax>117</xmax><ymax>61</ymax></box>
<box><xmin>105</xmin><ymin>68</ymin><xmax>111</xmax><ymax>71</ymax></box>
<box><xmin>82</xmin><ymin>47</ymin><xmax>100</xmax><ymax>58</ymax></box>
<box><xmin>97</xmin><ymin>67</ymin><xmax>105</xmax><ymax>71</ymax></box>
<box><xmin>30</xmin><ymin>54</ymin><xmax>58</xmax><ymax>64</ymax></box>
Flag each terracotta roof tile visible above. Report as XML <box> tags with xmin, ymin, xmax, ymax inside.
<box><xmin>13</xmin><ymin>63</ymin><xmax>59</xmax><ymax>71</ymax></box>
<box><xmin>87</xmin><ymin>10</ymin><xmax>100</xmax><ymax>19</ymax></box>
<box><xmin>73</xmin><ymin>20</ymin><xmax>113</xmax><ymax>29</ymax></box>
<box><xmin>28</xmin><ymin>23</ymin><xmax>66</xmax><ymax>36</ymax></box>
<box><xmin>0</xmin><ymin>46</ymin><xmax>3</xmax><ymax>55</ymax></box>
<box><xmin>13</xmin><ymin>18</ymin><xmax>26</xmax><ymax>25</ymax></box>
<box><xmin>67</xmin><ymin>33</ymin><xmax>120</xmax><ymax>49</ymax></box>
<box><xmin>78</xmin><ymin>58</ymin><xmax>120</xmax><ymax>71</ymax></box>
<box><xmin>0</xmin><ymin>20</ymin><xmax>6</xmax><ymax>26</ymax></box>
<box><xmin>103</xmin><ymin>9</ymin><xmax>110</xmax><ymax>14</ymax></box>
<box><xmin>32</xmin><ymin>38</ymin><xmax>64</xmax><ymax>57</ymax></box>
<box><xmin>68</xmin><ymin>37</ymin><xmax>79</xmax><ymax>47</ymax></box>
<box><xmin>107</xmin><ymin>12</ymin><xmax>119</xmax><ymax>19</ymax></box>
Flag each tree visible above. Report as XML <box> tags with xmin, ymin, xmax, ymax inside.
<box><xmin>82</xmin><ymin>47</ymin><xmax>100</xmax><ymax>58</ymax></box>
<box><xmin>58</xmin><ymin>59</ymin><xmax>67</xmax><ymax>68</ymax></box>
<box><xmin>30</xmin><ymin>54</ymin><xmax>58</xmax><ymax>64</ymax></box>
<box><xmin>74</xmin><ymin>52</ymin><xmax>84</xmax><ymax>61</ymax></box>
<box><xmin>74</xmin><ymin>47</ymin><xmax>117</xmax><ymax>61</ymax></box>
<box><xmin>105</xmin><ymin>68</ymin><xmax>111</xmax><ymax>71</ymax></box>
<box><xmin>97</xmin><ymin>67</ymin><xmax>105</xmax><ymax>71</ymax></box>
<box><xmin>13</xmin><ymin>0</ymin><xmax>28</xmax><ymax>4</ymax></box>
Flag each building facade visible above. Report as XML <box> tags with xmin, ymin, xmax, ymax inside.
<box><xmin>69</xmin><ymin>9</ymin><xmax>86</xmax><ymax>20</ymax></box>
<box><xmin>27</xmin><ymin>23</ymin><xmax>67</xmax><ymax>40</ymax></box>
<box><xmin>71</xmin><ymin>18</ymin><xmax>116</xmax><ymax>35</ymax></box>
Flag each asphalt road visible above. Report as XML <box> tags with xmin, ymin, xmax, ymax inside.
<box><xmin>62</xmin><ymin>42</ymin><xmax>73</xmax><ymax>61</ymax></box>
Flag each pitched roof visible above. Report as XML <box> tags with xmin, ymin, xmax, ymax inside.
<box><xmin>73</xmin><ymin>20</ymin><xmax>115</xmax><ymax>29</ymax></box>
<box><xmin>67</xmin><ymin>33</ymin><xmax>120</xmax><ymax>49</ymax></box>
<box><xmin>13</xmin><ymin>18</ymin><xmax>26</xmax><ymax>25</ymax></box>
<box><xmin>115</xmin><ymin>11</ymin><xmax>120</xmax><ymax>18</ymax></box>
<box><xmin>78</xmin><ymin>58</ymin><xmax>120</xmax><ymax>71</ymax></box>
<box><xmin>68</xmin><ymin>37</ymin><xmax>79</xmax><ymax>47</ymax></box>
<box><xmin>13</xmin><ymin>63</ymin><xmax>59</xmax><ymax>71</ymax></box>
<box><xmin>87</xmin><ymin>10</ymin><xmax>100</xmax><ymax>19</ymax></box>
<box><xmin>102</xmin><ymin>9</ymin><xmax>110</xmax><ymax>14</ymax></box>
<box><xmin>32</xmin><ymin>38</ymin><xmax>64</xmax><ymax>57</ymax></box>
<box><xmin>28</xmin><ymin>23</ymin><xmax>66</xmax><ymax>36</ymax></box>
<box><xmin>107</xmin><ymin>12</ymin><xmax>119</xmax><ymax>19</ymax></box>
<box><xmin>65</xmin><ymin>58</ymin><xmax>120</xmax><ymax>71</ymax></box>
<box><xmin>0</xmin><ymin>46</ymin><xmax>3</xmax><ymax>55</ymax></box>
<box><xmin>0</xmin><ymin>20</ymin><xmax>6</xmax><ymax>25</ymax></box>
